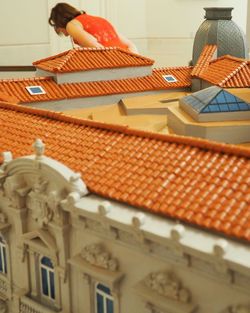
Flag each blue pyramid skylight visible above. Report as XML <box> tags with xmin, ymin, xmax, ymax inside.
<box><xmin>201</xmin><ymin>90</ymin><xmax>250</xmax><ymax>113</ymax></box>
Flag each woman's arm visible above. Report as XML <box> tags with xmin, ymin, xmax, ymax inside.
<box><xmin>117</xmin><ymin>33</ymin><xmax>138</xmax><ymax>54</ymax></box>
<box><xmin>66</xmin><ymin>19</ymin><xmax>103</xmax><ymax>48</ymax></box>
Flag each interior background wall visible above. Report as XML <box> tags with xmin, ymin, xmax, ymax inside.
<box><xmin>0</xmin><ymin>0</ymin><xmax>248</xmax><ymax>68</ymax></box>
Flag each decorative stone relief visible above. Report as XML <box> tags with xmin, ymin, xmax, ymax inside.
<box><xmin>27</xmin><ymin>176</ymin><xmax>50</xmax><ymax>226</ymax></box>
<box><xmin>3</xmin><ymin>176</ymin><xmax>30</xmax><ymax>209</ymax></box>
<box><xmin>0</xmin><ymin>152</ymin><xmax>10</xmax><ymax>196</ymax></box>
<box><xmin>118</xmin><ymin>229</ymin><xmax>139</xmax><ymax>246</ymax></box>
<box><xmin>67</xmin><ymin>173</ymin><xmax>88</xmax><ymax>205</ymax></box>
<box><xmin>223</xmin><ymin>304</ymin><xmax>250</xmax><ymax>313</ymax></box>
<box><xmin>98</xmin><ymin>202</ymin><xmax>118</xmax><ymax>239</ymax></box>
<box><xmin>145</xmin><ymin>303</ymin><xmax>164</xmax><ymax>313</ymax></box>
<box><xmin>0</xmin><ymin>299</ymin><xmax>7</xmax><ymax>313</ymax></box>
<box><xmin>213</xmin><ymin>239</ymin><xmax>229</xmax><ymax>274</ymax></box>
<box><xmin>33</xmin><ymin>138</ymin><xmax>45</xmax><ymax>160</ymax></box>
<box><xmin>170</xmin><ymin>224</ymin><xmax>185</xmax><ymax>257</ymax></box>
<box><xmin>81</xmin><ymin>243</ymin><xmax>118</xmax><ymax>271</ymax></box>
<box><xmin>144</xmin><ymin>271</ymin><xmax>191</xmax><ymax>303</ymax></box>
<box><xmin>47</xmin><ymin>191</ymin><xmax>62</xmax><ymax>223</ymax></box>
<box><xmin>0</xmin><ymin>277</ymin><xmax>7</xmax><ymax>294</ymax></box>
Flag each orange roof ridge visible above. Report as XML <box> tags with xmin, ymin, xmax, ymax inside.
<box><xmin>0</xmin><ymin>100</ymin><xmax>250</xmax><ymax>159</ymax></box>
<box><xmin>191</xmin><ymin>44</ymin><xmax>217</xmax><ymax>76</ymax></box>
<box><xmin>218</xmin><ymin>59</ymin><xmax>249</xmax><ymax>87</ymax></box>
<box><xmin>72</xmin><ymin>46</ymin><xmax>155</xmax><ymax>62</ymax></box>
<box><xmin>33</xmin><ymin>49</ymin><xmax>71</xmax><ymax>65</ymax></box>
<box><xmin>55</xmin><ymin>49</ymin><xmax>78</xmax><ymax>72</ymax></box>
<box><xmin>114</xmin><ymin>47</ymin><xmax>155</xmax><ymax>62</ymax></box>
<box><xmin>0</xmin><ymin>76</ymin><xmax>51</xmax><ymax>83</ymax></box>
<box><xmin>154</xmin><ymin>66</ymin><xmax>192</xmax><ymax>72</ymax></box>
<box><xmin>33</xmin><ymin>48</ymin><xmax>154</xmax><ymax>73</ymax></box>
<box><xmin>209</xmin><ymin>54</ymin><xmax>248</xmax><ymax>64</ymax></box>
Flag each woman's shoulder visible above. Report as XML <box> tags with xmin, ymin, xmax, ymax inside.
<box><xmin>66</xmin><ymin>18</ymin><xmax>83</xmax><ymax>31</ymax></box>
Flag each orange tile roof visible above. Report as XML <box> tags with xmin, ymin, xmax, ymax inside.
<box><xmin>0</xmin><ymin>102</ymin><xmax>250</xmax><ymax>243</ymax></box>
<box><xmin>193</xmin><ymin>55</ymin><xmax>250</xmax><ymax>88</ymax></box>
<box><xmin>0</xmin><ymin>91</ymin><xmax>19</xmax><ymax>104</ymax></box>
<box><xmin>0</xmin><ymin>67</ymin><xmax>192</xmax><ymax>104</ymax></box>
<box><xmin>33</xmin><ymin>48</ymin><xmax>154</xmax><ymax>73</ymax></box>
<box><xmin>191</xmin><ymin>45</ymin><xmax>217</xmax><ymax>77</ymax></box>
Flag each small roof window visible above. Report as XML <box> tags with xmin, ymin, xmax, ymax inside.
<box><xmin>26</xmin><ymin>86</ymin><xmax>46</xmax><ymax>95</ymax></box>
<box><xmin>162</xmin><ymin>75</ymin><xmax>177</xmax><ymax>83</ymax></box>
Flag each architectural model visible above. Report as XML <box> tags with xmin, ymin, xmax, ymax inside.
<box><xmin>0</xmin><ymin>6</ymin><xmax>249</xmax><ymax>313</ymax></box>
<box><xmin>0</xmin><ymin>102</ymin><xmax>250</xmax><ymax>313</ymax></box>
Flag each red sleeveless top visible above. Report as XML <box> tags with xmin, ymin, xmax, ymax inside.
<box><xmin>74</xmin><ymin>14</ymin><xmax>128</xmax><ymax>50</ymax></box>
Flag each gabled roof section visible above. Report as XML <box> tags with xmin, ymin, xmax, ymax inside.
<box><xmin>0</xmin><ymin>102</ymin><xmax>250</xmax><ymax>243</ymax></box>
<box><xmin>33</xmin><ymin>47</ymin><xmax>155</xmax><ymax>73</ymax></box>
<box><xmin>191</xmin><ymin>44</ymin><xmax>217</xmax><ymax>76</ymax></box>
<box><xmin>193</xmin><ymin>55</ymin><xmax>250</xmax><ymax>88</ymax></box>
<box><xmin>0</xmin><ymin>67</ymin><xmax>192</xmax><ymax>104</ymax></box>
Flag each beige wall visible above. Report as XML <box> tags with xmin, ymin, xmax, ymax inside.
<box><xmin>0</xmin><ymin>0</ymin><xmax>248</xmax><ymax>67</ymax></box>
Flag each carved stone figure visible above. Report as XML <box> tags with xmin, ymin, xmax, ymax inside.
<box><xmin>47</xmin><ymin>191</ymin><xmax>61</xmax><ymax>222</ymax></box>
<box><xmin>144</xmin><ymin>271</ymin><xmax>191</xmax><ymax>303</ymax></box>
<box><xmin>81</xmin><ymin>243</ymin><xmax>118</xmax><ymax>271</ymax></box>
<box><xmin>27</xmin><ymin>176</ymin><xmax>51</xmax><ymax>226</ymax></box>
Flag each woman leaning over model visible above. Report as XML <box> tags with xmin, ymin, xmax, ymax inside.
<box><xmin>49</xmin><ymin>2</ymin><xmax>138</xmax><ymax>53</ymax></box>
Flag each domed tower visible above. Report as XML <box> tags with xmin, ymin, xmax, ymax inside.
<box><xmin>192</xmin><ymin>7</ymin><xmax>248</xmax><ymax>65</ymax></box>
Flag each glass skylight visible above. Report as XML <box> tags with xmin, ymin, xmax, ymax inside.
<box><xmin>162</xmin><ymin>75</ymin><xmax>177</xmax><ymax>83</ymax></box>
<box><xmin>26</xmin><ymin>86</ymin><xmax>46</xmax><ymax>95</ymax></box>
<box><xmin>201</xmin><ymin>90</ymin><xmax>250</xmax><ymax>113</ymax></box>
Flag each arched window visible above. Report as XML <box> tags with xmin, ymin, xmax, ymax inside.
<box><xmin>40</xmin><ymin>256</ymin><xmax>55</xmax><ymax>300</ymax></box>
<box><xmin>96</xmin><ymin>283</ymin><xmax>114</xmax><ymax>313</ymax></box>
<box><xmin>0</xmin><ymin>237</ymin><xmax>7</xmax><ymax>274</ymax></box>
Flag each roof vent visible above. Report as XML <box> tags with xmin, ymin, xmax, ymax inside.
<box><xmin>204</xmin><ymin>7</ymin><xmax>233</xmax><ymax>20</ymax></box>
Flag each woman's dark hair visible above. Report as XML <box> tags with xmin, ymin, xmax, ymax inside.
<box><xmin>49</xmin><ymin>3</ymin><xmax>85</xmax><ymax>31</ymax></box>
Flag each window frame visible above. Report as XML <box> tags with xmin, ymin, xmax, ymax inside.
<box><xmin>0</xmin><ymin>237</ymin><xmax>7</xmax><ymax>275</ymax></box>
<box><xmin>95</xmin><ymin>282</ymin><xmax>114</xmax><ymax>313</ymax></box>
<box><xmin>39</xmin><ymin>256</ymin><xmax>56</xmax><ymax>302</ymax></box>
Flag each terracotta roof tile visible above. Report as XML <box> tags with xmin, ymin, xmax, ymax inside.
<box><xmin>33</xmin><ymin>47</ymin><xmax>154</xmax><ymax>73</ymax></box>
<box><xmin>193</xmin><ymin>55</ymin><xmax>250</xmax><ymax>87</ymax></box>
<box><xmin>0</xmin><ymin>91</ymin><xmax>19</xmax><ymax>104</ymax></box>
<box><xmin>0</xmin><ymin>67</ymin><xmax>192</xmax><ymax>104</ymax></box>
<box><xmin>191</xmin><ymin>44</ymin><xmax>217</xmax><ymax>76</ymax></box>
<box><xmin>0</xmin><ymin>102</ymin><xmax>250</xmax><ymax>243</ymax></box>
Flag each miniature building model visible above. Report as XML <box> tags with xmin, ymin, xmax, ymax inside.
<box><xmin>0</xmin><ymin>8</ymin><xmax>250</xmax><ymax>312</ymax></box>
<box><xmin>0</xmin><ymin>102</ymin><xmax>249</xmax><ymax>313</ymax></box>
<box><xmin>0</xmin><ymin>48</ymin><xmax>191</xmax><ymax>111</ymax></box>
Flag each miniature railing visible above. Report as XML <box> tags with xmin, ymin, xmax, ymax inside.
<box><xmin>20</xmin><ymin>296</ymin><xmax>60</xmax><ymax>313</ymax></box>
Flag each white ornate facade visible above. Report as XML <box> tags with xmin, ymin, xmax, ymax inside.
<box><xmin>0</xmin><ymin>140</ymin><xmax>249</xmax><ymax>313</ymax></box>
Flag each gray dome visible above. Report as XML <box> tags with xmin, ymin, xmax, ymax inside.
<box><xmin>192</xmin><ymin>7</ymin><xmax>248</xmax><ymax>65</ymax></box>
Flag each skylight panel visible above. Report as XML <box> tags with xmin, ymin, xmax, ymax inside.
<box><xmin>26</xmin><ymin>86</ymin><xmax>46</xmax><ymax>95</ymax></box>
<box><xmin>162</xmin><ymin>75</ymin><xmax>177</xmax><ymax>83</ymax></box>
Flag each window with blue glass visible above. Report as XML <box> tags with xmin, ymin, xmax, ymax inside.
<box><xmin>40</xmin><ymin>257</ymin><xmax>55</xmax><ymax>300</ymax></box>
<box><xmin>201</xmin><ymin>90</ymin><xmax>250</xmax><ymax>113</ymax></box>
<box><xmin>0</xmin><ymin>237</ymin><xmax>7</xmax><ymax>274</ymax></box>
<box><xmin>96</xmin><ymin>283</ymin><xmax>114</xmax><ymax>313</ymax></box>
